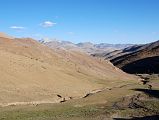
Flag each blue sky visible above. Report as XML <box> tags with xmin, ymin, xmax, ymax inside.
<box><xmin>0</xmin><ymin>0</ymin><xmax>159</xmax><ymax>44</ymax></box>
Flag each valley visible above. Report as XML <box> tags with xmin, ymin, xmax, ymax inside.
<box><xmin>0</xmin><ymin>74</ymin><xmax>158</xmax><ymax>120</ymax></box>
<box><xmin>0</xmin><ymin>33</ymin><xmax>159</xmax><ymax>119</ymax></box>
<box><xmin>1</xmin><ymin>0</ymin><xmax>159</xmax><ymax>119</ymax></box>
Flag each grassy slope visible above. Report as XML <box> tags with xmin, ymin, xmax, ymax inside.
<box><xmin>0</xmin><ymin>74</ymin><xmax>158</xmax><ymax>120</ymax></box>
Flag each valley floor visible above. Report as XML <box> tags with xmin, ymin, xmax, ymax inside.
<box><xmin>0</xmin><ymin>74</ymin><xmax>159</xmax><ymax>120</ymax></box>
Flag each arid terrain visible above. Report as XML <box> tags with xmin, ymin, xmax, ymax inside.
<box><xmin>93</xmin><ymin>40</ymin><xmax>159</xmax><ymax>74</ymax></box>
<box><xmin>0</xmin><ymin>33</ymin><xmax>159</xmax><ymax>120</ymax></box>
<box><xmin>0</xmin><ymin>34</ymin><xmax>136</xmax><ymax>106</ymax></box>
<box><xmin>0</xmin><ymin>74</ymin><xmax>159</xmax><ymax>120</ymax></box>
<box><xmin>44</xmin><ymin>39</ymin><xmax>133</xmax><ymax>54</ymax></box>
<box><xmin>1</xmin><ymin>0</ymin><xmax>159</xmax><ymax>119</ymax></box>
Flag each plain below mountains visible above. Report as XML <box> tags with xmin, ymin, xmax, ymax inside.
<box><xmin>0</xmin><ymin>33</ymin><xmax>137</xmax><ymax>106</ymax></box>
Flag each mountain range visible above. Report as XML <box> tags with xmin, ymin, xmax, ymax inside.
<box><xmin>92</xmin><ymin>40</ymin><xmax>159</xmax><ymax>74</ymax></box>
<box><xmin>40</xmin><ymin>38</ymin><xmax>133</xmax><ymax>54</ymax></box>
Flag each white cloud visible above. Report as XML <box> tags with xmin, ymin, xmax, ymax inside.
<box><xmin>67</xmin><ymin>32</ymin><xmax>74</xmax><ymax>35</ymax></box>
<box><xmin>10</xmin><ymin>26</ymin><xmax>25</xmax><ymax>30</ymax></box>
<box><xmin>40</xmin><ymin>21</ymin><xmax>56</xmax><ymax>28</ymax></box>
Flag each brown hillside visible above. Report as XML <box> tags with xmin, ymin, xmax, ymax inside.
<box><xmin>110</xmin><ymin>40</ymin><xmax>159</xmax><ymax>73</ymax></box>
<box><xmin>0</xmin><ymin>36</ymin><xmax>137</xmax><ymax>106</ymax></box>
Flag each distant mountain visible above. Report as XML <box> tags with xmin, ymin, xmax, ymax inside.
<box><xmin>104</xmin><ymin>40</ymin><xmax>159</xmax><ymax>74</ymax></box>
<box><xmin>44</xmin><ymin>39</ymin><xmax>80</xmax><ymax>51</ymax></box>
<box><xmin>76</xmin><ymin>42</ymin><xmax>94</xmax><ymax>48</ymax></box>
<box><xmin>91</xmin><ymin>44</ymin><xmax>142</xmax><ymax>60</ymax></box>
<box><xmin>42</xmin><ymin>38</ymin><xmax>133</xmax><ymax>54</ymax></box>
<box><xmin>95</xmin><ymin>43</ymin><xmax>133</xmax><ymax>49</ymax></box>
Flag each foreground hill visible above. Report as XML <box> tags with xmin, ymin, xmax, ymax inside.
<box><xmin>104</xmin><ymin>40</ymin><xmax>159</xmax><ymax>74</ymax></box>
<box><xmin>0</xmin><ymin>35</ymin><xmax>136</xmax><ymax>105</ymax></box>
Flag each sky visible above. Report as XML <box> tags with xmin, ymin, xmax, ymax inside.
<box><xmin>0</xmin><ymin>0</ymin><xmax>159</xmax><ymax>44</ymax></box>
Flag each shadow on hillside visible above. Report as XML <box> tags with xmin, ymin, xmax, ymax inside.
<box><xmin>113</xmin><ymin>115</ymin><xmax>159</xmax><ymax>120</ymax></box>
<box><xmin>121</xmin><ymin>56</ymin><xmax>159</xmax><ymax>74</ymax></box>
<box><xmin>133</xmin><ymin>88</ymin><xmax>159</xmax><ymax>99</ymax></box>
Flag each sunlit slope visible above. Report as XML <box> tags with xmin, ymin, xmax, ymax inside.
<box><xmin>0</xmin><ymin>36</ymin><xmax>137</xmax><ymax>105</ymax></box>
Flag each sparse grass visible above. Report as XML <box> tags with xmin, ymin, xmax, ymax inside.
<box><xmin>115</xmin><ymin>99</ymin><xmax>159</xmax><ymax>118</ymax></box>
<box><xmin>0</xmin><ymin>74</ymin><xmax>159</xmax><ymax>120</ymax></box>
<box><xmin>0</xmin><ymin>104</ymin><xmax>103</xmax><ymax>120</ymax></box>
<box><xmin>1</xmin><ymin>98</ymin><xmax>159</xmax><ymax>120</ymax></box>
